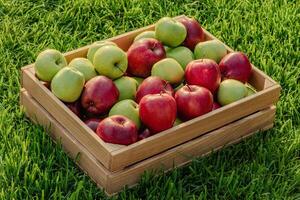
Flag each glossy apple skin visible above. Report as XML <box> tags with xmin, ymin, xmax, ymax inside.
<box><xmin>185</xmin><ymin>59</ymin><xmax>221</xmax><ymax>94</ymax></box>
<box><xmin>177</xmin><ymin>17</ymin><xmax>205</xmax><ymax>50</ymax></box>
<box><xmin>135</xmin><ymin>76</ymin><xmax>174</xmax><ymax>103</ymax></box>
<box><xmin>65</xmin><ymin>100</ymin><xmax>82</xmax><ymax>118</ymax></box>
<box><xmin>127</xmin><ymin>38</ymin><xmax>166</xmax><ymax>77</ymax></box>
<box><xmin>139</xmin><ymin>93</ymin><xmax>177</xmax><ymax>133</ymax></box>
<box><xmin>175</xmin><ymin>85</ymin><xmax>213</xmax><ymax>120</ymax></box>
<box><xmin>96</xmin><ymin>115</ymin><xmax>138</xmax><ymax>145</ymax></box>
<box><xmin>219</xmin><ymin>52</ymin><xmax>252</xmax><ymax>83</ymax></box>
<box><xmin>81</xmin><ymin>76</ymin><xmax>119</xmax><ymax>115</ymax></box>
<box><xmin>138</xmin><ymin>128</ymin><xmax>152</xmax><ymax>140</ymax></box>
<box><xmin>212</xmin><ymin>102</ymin><xmax>221</xmax><ymax>110</ymax></box>
<box><xmin>84</xmin><ymin>118</ymin><xmax>102</xmax><ymax>132</ymax></box>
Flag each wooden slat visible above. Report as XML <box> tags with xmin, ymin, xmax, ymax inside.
<box><xmin>20</xmin><ymin>89</ymin><xmax>275</xmax><ymax>195</ymax></box>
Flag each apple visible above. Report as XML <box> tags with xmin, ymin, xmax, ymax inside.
<box><xmin>174</xmin><ymin>82</ymin><xmax>184</xmax><ymax>92</ymax></box>
<box><xmin>109</xmin><ymin>99</ymin><xmax>141</xmax><ymax>129</ymax></box>
<box><xmin>81</xmin><ymin>76</ymin><xmax>119</xmax><ymax>115</ymax></box>
<box><xmin>93</xmin><ymin>45</ymin><xmax>127</xmax><ymax>79</ymax></box>
<box><xmin>139</xmin><ymin>93</ymin><xmax>177</xmax><ymax>133</ymax></box>
<box><xmin>127</xmin><ymin>38</ymin><xmax>166</xmax><ymax>77</ymax></box>
<box><xmin>177</xmin><ymin>17</ymin><xmax>205</xmax><ymax>50</ymax></box>
<box><xmin>166</xmin><ymin>46</ymin><xmax>194</xmax><ymax>70</ymax></box>
<box><xmin>175</xmin><ymin>85</ymin><xmax>213</xmax><ymax>120</ymax></box>
<box><xmin>151</xmin><ymin>58</ymin><xmax>184</xmax><ymax>84</ymax></box>
<box><xmin>212</xmin><ymin>102</ymin><xmax>221</xmax><ymax>110</ymax></box>
<box><xmin>84</xmin><ymin>118</ymin><xmax>102</xmax><ymax>132</ymax></box>
<box><xmin>51</xmin><ymin>68</ymin><xmax>85</xmax><ymax>102</ymax></box>
<box><xmin>194</xmin><ymin>40</ymin><xmax>227</xmax><ymax>63</ymax></box>
<box><xmin>173</xmin><ymin>118</ymin><xmax>182</xmax><ymax>126</ymax></box>
<box><xmin>135</xmin><ymin>76</ymin><xmax>174</xmax><ymax>103</ymax></box>
<box><xmin>185</xmin><ymin>59</ymin><xmax>221</xmax><ymax>94</ymax></box>
<box><xmin>97</xmin><ymin>115</ymin><xmax>138</xmax><ymax>145</ymax></box>
<box><xmin>87</xmin><ymin>41</ymin><xmax>116</xmax><ymax>62</ymax></box>
<box><xmin>246</xmin><ymin>84</ymin><xmax>256</xmax><ymax>96</ymax></box>
<box><xmin>34</xmin><ymin>49</ymin><xmax>67</xmax><ymax>82</ymax></box>
<box><xmin>164</xmin><ymin>45</ymin><xmax>171</xmax><ymax>52</ymax></box>
<box><xmin>138</xmin><ymin>128</ymin><xmax>152</xmax><ymax>140</ymax></box>
<box><xmin>219</xmin><ymin>52</ymin><xmax>252</xmax><ymax>83</ymax></box>
<box><xmin>217</xmin><ymin>79</ymin><xmax>248</xmax><ymax>106</ymax></box>
<box><xmin>68</xmin><ymin>58</ymin><xmax>97</xmax><ymax>81</ymax></box>
<box><xmin>114</xmin><ymin>76</ymin><xmax>138</xmax><ymax>101</ymax></box>
<box><xmin>65</xmin><ymin>100</ymin><xmax>82</xmax><ymax>118</ymax></box>
<box><xmin>134</xmin><ymin>31</ymin><xmax>156</xmax><ymax>42</ymax></box>
<box><xmin>155</xmin><ymin>17</ymin><xmax>187</xmax><ymax>47</ymax></box>
<box><xmin>131</xmin><ymin>77</ymin><xmax>144</xmax><ymax>86</ymax></box>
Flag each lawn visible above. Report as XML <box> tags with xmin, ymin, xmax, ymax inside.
<box><xmin>0</xmin><ymin>0</ymin><xmax>299</xmax><ymax>199</ymax></box>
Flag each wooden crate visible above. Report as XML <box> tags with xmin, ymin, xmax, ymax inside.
<box><xmin>21</xmin><ymin>15</ymin><xmax>280</xmax><ymax>173</ymax></box>
<box><xmin>20</xmin><ymin>89</ymin><xmax>275</xmax><ymax>195</ymax></box>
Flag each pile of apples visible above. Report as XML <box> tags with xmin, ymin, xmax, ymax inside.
<box><xmin>34</xmin><ymin>16</ymin><xmax>256</xmax><ymax>145</ymax></box>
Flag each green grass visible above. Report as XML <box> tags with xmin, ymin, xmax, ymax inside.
<box><xmin>0</xmin><ymin>0</ymin><xmax>299</xmax><ymax>199</ymax></box>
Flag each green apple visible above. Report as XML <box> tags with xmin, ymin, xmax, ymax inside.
<box><xmin>51</xmin><ymin>68</ymin><xmax>85</xmax><ymax>102</ymax></box>
<box><xmin>167</xmin><ymin>46</ymin><xmax>194</xmax><ymax>70</ymax></box>
<box><xmin>164</xmin><ymin>45</ymin><xmax>172</xmax><ymax>52</ymax></box>
<box><xmin>173</xmin><ymin>118</ymin><xmax>182</xmax><ymax>126</ymax></box>
<box><xmin>194</xmin><ymin>40</ymin><xmax>227</xmax><ymax>63</ymax></box>
<box><xmin>155</xmin><ymin>17</ymin><xmax>187</xmax><ymax>47</ymax></box>
<box><xmin>131</xmin><ymin>77</ymin><xmax>144</xmax><ymax>86</ymax></box>
<box><xmin>34</xmin><ymin>49</ymin><xmax>67</xmax><ymax>82</ymax></box>
<box><xmin>109</xmin><ymin>99</ymin><xmax>141</xmax><ymax>129</ymax></box>
<box><xmin>151</xmin><ymin>58</ymin><xmax>184</xmax><ymax>84</ymax></box>
<box><xmin>93</xmin><ymin>45</ymin><xmax>128</xmax><ymax>79</ymax></box>
<box><xmin>246</xmin><ymin>84</ymin><xmax>256</xmax><ymax>96</ymax></box>
<box><xmin>114</xmin><ymin>76</ymin><xmax>138</xmax><ymax>101</ymax></box>
<box><xmin>217</xmin><ymin>79</ymin><xmax>248</xmax><ymax>106</ymax></box>
<box><xmin>87</xmin><ymin>41</ymin><xmax>116</xmax><ymax>62</ymax></box>
<box><xmin>134</xmin><ymin>31</ymin><xmax>156</xmax><ymax>42</ymax></box>
<box><xmin>68</xmin><ymin>58</ymin><xmax>97</xmax><ymax>81</ymax></box>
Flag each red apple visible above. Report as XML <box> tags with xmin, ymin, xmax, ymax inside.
<box><xmin>138</xmin><ymin>128</ymin><xmax>152</xmax><ymax>140</ymax></box>
<box><xmin>65</xmin><ymin>100</ymin><xmax>82</xmax><ymax>118</ymax></box>
<box><xmin>84</xmin><ymin>118</ymin><xmax>102</xmax><ymax>132</ymax></box>
<box><xmin>127</xmin><ymin>38</ymin><xmax>166</xmax><ymax>77</ymax></box>
<box><xmin>96</xmin><ymin>115</ymin><xmax>138</xmax><ymax>145</ymax></box>
<box><xmin>135</xmin><ymin>76</ymin><xmax>174</xmax><ymax>103</ymax></box>
<box><xmin>212</xmin><ymin>102</ymin><xmax>221</xmax><ymax>110</ymax></box>
<box><xmin>175</xmin><ymin>85</ymin><xmax>213</xmax><ymax>120</ymax></box>
<box><xmin>81</xmin><ymin>76</ymin><xmax>119</xmax><ymax>115</ymax></box>
<box><xmin>139</xmin><ymin>93</ymin><xmax>176</xmax><ymax>133</ymax></box>
<box><xmin>185</xmin><ymin>59</ymin><xmax>221</xmax><ymax>94</ymax></box>
<box><xmin>219</xmin><ymin>52</ymin><xmax>252</xmax><ymax>83</ymax></box>
<box><xmin>177</xmin><ymin>17</ymin><xmax>205</xmax><ymax>50</ymax></box>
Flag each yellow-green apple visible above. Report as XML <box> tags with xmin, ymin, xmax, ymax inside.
<box><xmin>131</xmin><ymin>77</ymin><xmax>144</xmax><ymax>86</ymax></box>
<box><xmin>34</xmin><ymin>49</ymin><xmax>67</xmax><ymax>82</ymax></box>
<box><xmin>175</xmin><ymin>85</ymin><xmax>213</xmax><ymax>120</ymax></box>
<box><xmin>166</xmin><ymin>46</ymin><xmax>194</xmax><ymax>70</ymax></box>
<box><xmin>127</xmin><ymin>38</ymin><xmax>166</xmax><ymax>77</ymax></box>
<box><xmin>246</xmin><ymin>84</ymin><xmax>256</xmax><ymax>96</ymax></box>
<box><xmin>51</xmin><ymin>68</ymin><xmax>85</xmax><ymax>102</ymax></box>
<box><xmin>114</xmin><ymin>76</ymin><xmax>138</xmax><ymax>101</ymax></box>
<box><xmin>136</xmin><ymin>76</ymin><xmax>174</xmax><ymax>103</ymax></box>
<box><xmin>194</xmin><ymin>40</ymin><xmax>227</xmax><ymax>63</ymax></box>
<box><xmin>219</xmin><ymin>52</ymin><xmax>252</xmax><ymax>83</ymax></box>
<box><xmin>155</xmin><ymin>17</ymin><xmax>187</xmax><ymax>47</ymax></box>
<box><xmin>87</xmin><ymin>41</ymin><xmax>116</xmax><ymax>62</ymax></box>
<box><xmin>139</xmin><ymin>93</ymin><xmax>177</xmax><ymax>133</ymax></box>
<box><xmin>212</xmin><ymin>102</ymin><xmax>221</xmax><ymax>110</ymax></box>
<box><xmin>217</xmin><ymin>79</ymin><xmax>248</xmax><ymax>106</ymax></box>
<box><xmin>134</xmin><ymin>31</ymin><xmax>156</xmax><ymax>42</ymax></box>
<box><xmin>65</xmin><ymin>100</ymin><xmax>82</xmax><ymax>118</ymax></box>
<box><xmin>177</xmin><ymin>17</ymin><xmax>205</xmax><ymax>50</ymax></box>
<box><xmin>81</xmin><ymin>76</ymin><xmax>119</xmax><ymax>115</ymax></box>
<box><xmin>93</xmin><ymin>45</ymin><xmax>127</xmax><ymax>79</ymax></box>
<box><xmin>109</xmin><ymin>99</ymin><xmax>141</xmax><ymax>129</ymax></box>
<box><xmin>69</xmin><ymin>58</ymin><xmax>97</xmax><ymax>81</ymax></box>
<box><xmin>164</xmin><ymin>45</ymin><xmax>171</xmax><ymax>52</ymax></box>
<box><xmin>84</xmin><ymin>118</ymin><xmax>102</xmax><ymax>132</ymax></box>
<box><xmin>151</xmin><ymin>58</ymin><xmax>184</xmax><ymax>84</ymax></box>
<box><xmin>185</xmin><ymin>59</ymin><xmax>221</xmax><ymax>94</ymax></box>
<box><xmin>96</xmin><ymin>115</ymin><xmax>138</xmax><ymax>145</ymax></box>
